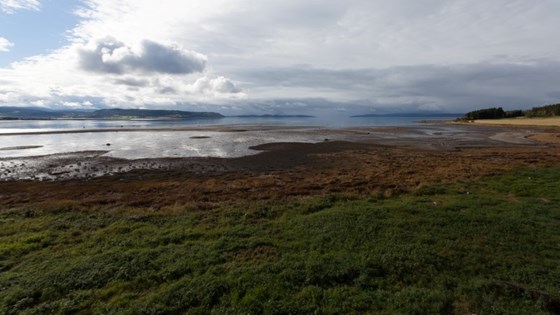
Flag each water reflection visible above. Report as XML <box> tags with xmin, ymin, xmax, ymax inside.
<box><xmin>0</xmin><ymin>116</ymin><xmax>464</xmax><ymax>160</ymax></box>
<box><xmin>0</xmin><ymin>130</ymin><xmax>327</xmax><ymax>159</ymax></box>
<box><xmin>0</xmin><ymin>115</ymin><xmax>457</xmax><ymax>134</ymax></box>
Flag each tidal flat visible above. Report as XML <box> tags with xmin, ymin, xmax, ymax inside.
<box><xmin>0</xmin><ymin>123</ymin><xmax>553</xmax><ymax>181</ymax></box>
<box><xmin>1</xmin><ymin>123</ymin><xmax>559</xmax><ymax>314</ymax></box>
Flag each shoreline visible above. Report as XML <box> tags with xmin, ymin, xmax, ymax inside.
<box><xmin>1</xmin><ymin>123</ymin><xmax>559</xmax><ymax>182</ymax></box>
<box><xmin>0</xmin><ymin>124</ymin><xmax>304</xmax><ymax>136</ymax></box>
<box><xmin>450</xmin><ymin>116</ymin><xmax>560</xmax><ymax>127</ymax></box>
<box><xmin>3</xmin><ymin>128</ymin><xmax>558</xmax><ymax>315</ymax></box>
<box><xmin>2</xmin><ymin>140</ymin><xmax>559</xmax><ymax>207</ymax></box>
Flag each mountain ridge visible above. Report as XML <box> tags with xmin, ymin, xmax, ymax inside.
<box><xmin>0</xmin><ymin>107</ymin><xmax>224</xmax><ymax>120</ymax></box>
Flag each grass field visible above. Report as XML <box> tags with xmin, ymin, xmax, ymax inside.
<box><xmin>1</xmin><ymin>168</ymin><xmax>559</xmax><ymax>314</ymax></box>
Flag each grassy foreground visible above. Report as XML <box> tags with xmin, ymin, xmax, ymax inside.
<box><xmin>1</xmin><ymin>168</ymin><xmax>559</xmax><ymax>314</ymax></box>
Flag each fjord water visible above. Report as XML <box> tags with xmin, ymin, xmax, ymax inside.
<box><xmin>0</xmin><ymin>115</ymin><xmax>458</xmax><ymax>159</ymax></box>
<box><xmin>0</xmin><ymin>115</ymin><xmax>458</xmax><ymax>134</ymax></box>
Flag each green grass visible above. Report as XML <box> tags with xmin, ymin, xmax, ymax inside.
<box><xmin>1</xmin><ymin>168</ymin><xmax>559</xmax><ymax>314</ymax></box>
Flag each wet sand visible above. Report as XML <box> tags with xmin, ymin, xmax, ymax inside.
<box><xmin>1</xmin><ymin>124</ymin><xmax>558</xmax><ymax>181</ymax></box>
<box><xmin>1</xmin><ymin>124</ymin><xmax>559</xmax><ymax>210</ymax></box>
<box><xmin>1</xmin><ymin>123</ymin><xmax>552</xmax><ymax>181</ymax></box>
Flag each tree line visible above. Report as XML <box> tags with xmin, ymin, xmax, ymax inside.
<box><xmin>461</xmin><ymin>103</ymin><xmax>560</xmax><ymax>120</ymax></box>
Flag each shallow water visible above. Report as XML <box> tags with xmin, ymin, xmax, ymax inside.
<box><xmin>0</xmin><ymin>115</ymin><xmax>458</xmax><ymax>134</ymax></box>
<box><xmin>0</xmin><ymin>122</ymin><xmax>515</xmax><ymax>160</ymax></box>
<box><xmin>0</xmin><ymin>129</ymin><xmax>333</xmax><ymax>159</ymax></box>
<box><xmin>0</xmin><ymin>115</ymin><xmax>458</xmax><ymax>160</ymax></box>
<box><xmin>0</xmin><ymin>123</ymin><xmax>527</xmax><ymax>181</ymax></box>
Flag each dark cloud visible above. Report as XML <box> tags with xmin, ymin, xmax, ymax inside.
<box><xmin>159</xmin><ymin>86</ymin><xmax>177</xmax><ymax>94</ymax></box>
<box><xmin>546</xmin><ymin>91</ymin><xmax>560</xmax><ymax>99</ymax></box>
<box><xmin>79</xmin><ymin>39</ymin><xmax>125</xmax><ymax>74</ymax></box>
<box><xmin>113</xmin><ymin>77</ymin><xmax>149</xmax><ymax>87</ymax></box>
<box><xmin>79</xmin><ymin>38</ymin><xmax>207</xmax><ymax>75</ymax></box>
<box><xmin>236</xmin><ymin>60</ymin><xmax>560</xmax><ymax>111</ymax></box>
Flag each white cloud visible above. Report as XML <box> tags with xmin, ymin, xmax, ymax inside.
<box><xmin>78</xmin><ymin>38</ymin><xmax>207</xmax><ymax>75</ymax></box>
<box><xmin>0</xmin><ymin>0</ymin><xmax>40</xmax><ymax>13</ymax></box>
<box><xmin>30</xmin><ymin>100</ymin><xmax>46</xmax><ymax>107</ymax></box>
<box><xmin>61</xmin><ymin>100</ymin><xmax>94</xmax><ymax>108</ymax></box>
<box><xmin>60</xmin><ymin>0</ymin><xmax>560</xmax><ymax>77</ymax></box>
<box><xmin>0</xmin><ymin>38</ymin><xmax>243</xmax><ymax>109</ymax></box>
<box><xmin>0</xmin><ymin>37</ymin><xmax>14</xmax><ymax>52</ymax></box>
<box><xmin>190</xmin><ymin>76</ymin><xmax>242</xmax><ymax>95</ymax></box>
<box><xmin>1</xmin><ymin>0</ymin><xmax>560</xmax><ymax>112</ymax></box>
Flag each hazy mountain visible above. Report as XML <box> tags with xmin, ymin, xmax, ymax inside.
<box><xmin>0</xmin><ymin>107</ymin><xmax>77</xmax><ymax>119</ymax></box>
<box><xmin>232</xmin><ymin>114</ymin><xmax>314</xmax><ymax>118</ymax></box>
<box><xmin>0</xmin><ymin>107</ymin><xmax>223</xmax><ymax>120</ymax></box>
<box><xmin>87</xmin><ymin>109</ymin><xmax>223</xmax><ymax>119</ymax></box>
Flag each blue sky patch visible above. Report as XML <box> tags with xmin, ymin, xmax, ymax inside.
<box><xmin>0</xmin><ymin>0</ymin><xmax>82</xmax><ymax>66</ymax></box>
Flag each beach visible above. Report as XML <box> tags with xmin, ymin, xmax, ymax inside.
<box><xmin>2</xmin><ymin>122</ymin><xmax>560</xmax><ymax>314</ymax></box>
<box><xmin>468</xmin><ymin>116</ymin><xmax>560</xmax><ymax>127</ymax></box>
<box><xmin>2</xmin><ymin>123</ymin><xmax>559</xmax><ymax>206</ymax></box>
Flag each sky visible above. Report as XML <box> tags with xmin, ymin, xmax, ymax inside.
<box><xmin>1</xmin><ymin>0</ymin><xmax>560</xmax><ymax>115</ymax></box>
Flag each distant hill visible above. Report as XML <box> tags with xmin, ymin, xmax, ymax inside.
<box><xmin>88</xmin><ymin>109</ymin><xmax>223</xmax><ymax>119</ymax></box>
<box><xmin>232</xmin><ymin>114</ymin><xmax>315</xmax><ymax>118</ymax></box>
<box><xmin>0</xmin><ymin>106</ymin><xmax>79</xmax><ymax>119</ymax></box>
<box><xmin>0</xmin><ymin>107</ymin><xmax>224</xmax><ymax>120</ymax></box>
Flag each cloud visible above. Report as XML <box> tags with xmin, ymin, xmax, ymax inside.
<box><xmin>78</xmin><ymin>38</ymin><xmax>207</xmax><ymax>75</ymax></box>
<box><xmin>113</xmin><ymin>77</ymin><xmax>149</xmax><ymax>87</ymax></box>
<box><xmin>0</xmin><ymin>0</ymin><xmax>40</xmax><ymax>13</ymax></box>
<box><xmin>235</xmin><ymin>59</ymin><xmax>560</xmax><ymax>112</ymax></box>
<box><xmin>61</xmin><ymin>100</ymin><xmax>94</xmax><ymax>108</ymax></box>
<box><xmin>112</xmin><ymin>78</ymin><xmax>148</xmax><ymax>92</ymax></box>
<box><xmin>190</xmin><ymin>76</ymin><xmax>242</xmax><ymax>95</ymax></box>
<box><xmin>2</xmin><ymin>0</ymin><xmax>560</xmax><ymax>113</ymax></box>
<box><xmin>0</xmin><ymin>41</ymin><xmax>241</xmax><ymax>109</ymax></box>
<box><xmin>158</xmin><ymin>86</ymin><xmax>176</xmax><ymax>94</ymax></box>
<box><xmin>0</xmin><ymin>37</ymin><xmax>14</xmax><ymax>52</ymax></box>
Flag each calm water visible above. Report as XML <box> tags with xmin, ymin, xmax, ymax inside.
<box><xmin>0</xmin><ymin>115</ymin><xmax>459</xmax><ymax>160</ymax></box>
<box><xmin>0</xmin><ymin>115</ymin><xmax>457</xmax><ymax>134</ymax></box>
<box><xmin>0</xmin><ymin>130</ymin><xmax>331</xmax><ymax>159</ymax></box>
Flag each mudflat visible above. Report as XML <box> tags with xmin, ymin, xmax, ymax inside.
<box><xmin>2</xmin><ymin>123</ymin><xmax>560</xmax><ymax>314</ymax></box>
<box><xmin>1</xmin><ymin>124</ymin><xmax>559</xmax><ymax>209</ymax></box>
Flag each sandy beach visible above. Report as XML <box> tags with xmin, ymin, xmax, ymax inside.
<box><xmin>469</xmin><ymin>117</ymin><xmax>560</xmax><ymax>127</ymax></box>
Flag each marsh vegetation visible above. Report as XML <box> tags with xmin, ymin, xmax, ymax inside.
<box><xmin>1</xmin><ymin>168</ymin><xmax>559</xmax><ymax>314</ymax></box>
